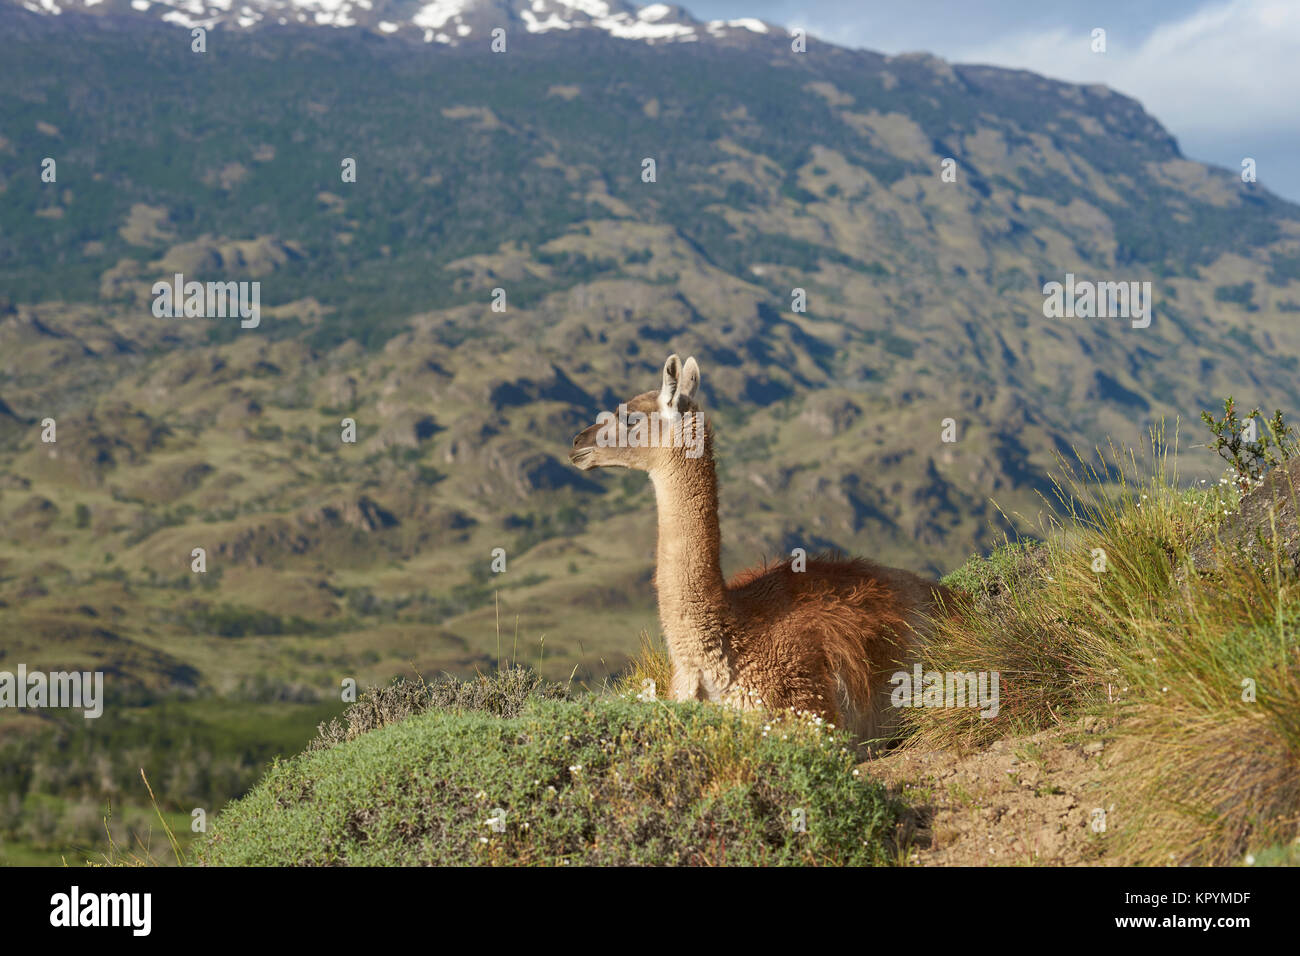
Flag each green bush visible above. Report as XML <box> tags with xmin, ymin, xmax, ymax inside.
<box><xmin>196</xmin><ymin>693</ymin><xmax>899</xmax><ymax>866</ymax></box>
<box><xmin>176</xmin><ymin>602</ymin><xmax>328</xmax><ymax>638</ymax></box>
<box><xmin>1213</xmin><ymin>281</ymin><xmax>1257</xmax><ymax>309</ymax></box>
<box><xmin>941</xmin><ymin>539</ymin><xmax>1046</xmax><ymax>604</ymax></box>
<box><xmin>1200</xmin><ymin>396</ymin><xmax>1297</xmax><ymax>491</ymax></box>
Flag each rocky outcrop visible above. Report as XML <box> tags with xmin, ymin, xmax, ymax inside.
<box><xmin>1189</xmin><ymin>458</ymin><xmax>1300</xmax><ymax>576</ymax></box>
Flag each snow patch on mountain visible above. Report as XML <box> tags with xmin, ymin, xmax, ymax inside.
<box><xmin>7</xmin><ymin>0</ymin><xmax>782</xmax><ymax>47</ymax></box>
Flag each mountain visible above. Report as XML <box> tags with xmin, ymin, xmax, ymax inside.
<box><xmin>2</xmin><ymin>1</ymin><xmax>1300</xmax><ymax>705</ymax></box>
<box><xmin>11</xmin><ymin>0</ymin><xmax>775</xmax><ymax>45</ymax></box>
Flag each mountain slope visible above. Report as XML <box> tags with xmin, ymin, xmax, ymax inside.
<box><xmin>2</xmin><ymin>5</ymin><xmax>1300</xmax><ymax>702</ymax></box>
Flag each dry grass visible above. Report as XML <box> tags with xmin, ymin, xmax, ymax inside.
<box><xmin>909</xmin><ymin>427</ymin><xmax>1300</xmax><ymax>864</ymax></box>
<box><xmin>613</xmin><ymin>630</ymin><xmax>673</xmax><ymax>700</ymax></box>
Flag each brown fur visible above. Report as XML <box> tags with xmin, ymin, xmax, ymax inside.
<box><xmin>571</xmin><ymin>354</ymin><xmax>952</xmax><ymax>749</ymax></box>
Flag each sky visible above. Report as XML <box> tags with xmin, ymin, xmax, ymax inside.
<box><xmin>688</xmin><ymin>0</ymin><xmax>1300</xmax><ymax>204</ymax></box>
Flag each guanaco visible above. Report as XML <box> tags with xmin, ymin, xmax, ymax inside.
<box><xmin>570</xmin><ymin>354</ymin><xmax>952</xmax><ymax>747</ymax></box>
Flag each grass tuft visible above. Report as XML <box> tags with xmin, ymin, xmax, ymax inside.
<box><xmin>911</xmin><ymin>428</ymin><xmax>1300</xmax><ymax>863</ymax></box>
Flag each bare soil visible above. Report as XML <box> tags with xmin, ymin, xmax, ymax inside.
<box><xmin>867</xmin><ymin>717</ymin><xmax>1124</xmax><ymax>866</ymax></box>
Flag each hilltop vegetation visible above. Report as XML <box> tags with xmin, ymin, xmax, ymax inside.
<box><xmin>183</xmin><ymin>434</ymin><xmax>1300</xmax><ymax>866</ymax></box>
<box><xmin>197</xmin><ymin>678</ymin><xmax>898</xmax><ymax>867</ymax></box>
<box><xmin>896</xmin><ymin>437</ymin><xmax>1300</xmax><ymax>865</ymax></box>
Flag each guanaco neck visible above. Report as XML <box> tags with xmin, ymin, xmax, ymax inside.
<box><xmin>648</xmin><ymin>436</ymin><xmax>731</xmax><ymax>673</ymax></box>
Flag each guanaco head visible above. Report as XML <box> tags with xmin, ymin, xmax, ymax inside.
<box><xmin>570</xmin><ymin>353</ymin><xmax>706</xmax><ymax>472</ymax></box>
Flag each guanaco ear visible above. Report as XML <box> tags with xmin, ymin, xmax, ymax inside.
<box><xmin>659</xmin><ymin>354</ymin><xmax>682</xmax><ymax>410</ymax></box>
<box><xmin>677</xmin><ymin>356</ymin><xmax>700</xmax><ymax>407</ymax></box>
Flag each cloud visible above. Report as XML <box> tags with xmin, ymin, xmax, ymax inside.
<box><xmin>952</xmin><ymin>0</ymin><xmax>1300</xmax><ymax>136</ymax></box>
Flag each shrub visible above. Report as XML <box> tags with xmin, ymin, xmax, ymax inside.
<box><xmin>941</xmin><ymin>539</ymin><xmax>1046</xmax><ymax>608</ymax></box>
<box><xmin>1213</xmin><ymin>281</ymin><xmax>1257</xmax><ymax>308</ymax></box>
<box><xmin>176</xmin><ymin>603</ymin><xmax>325</xmax><ymax>638</ymax></box>
<box><xmin>197</xmin><ymin>692</ymin><xmax>899</xmax><ymax>866</ymax></box>
<box><xmin>1200</xmin><ymin>396</ymin><xmax>1297</xmax><ymax>492</ymax></box>
<box><xmin>308</xmin><ymin>667</ymin><xmax>572</xmax><ymax>751</ymax></box>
